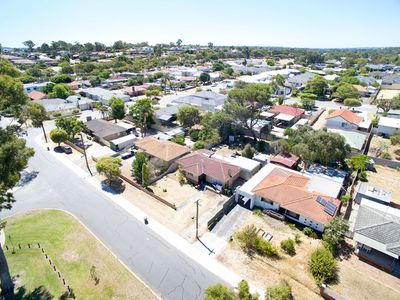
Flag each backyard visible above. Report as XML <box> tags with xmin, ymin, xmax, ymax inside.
<box><xmin>368</xmin><ymin>135</ymin><xmax>400</xmax><ymax>161</ymax></box>
<box><xmin>217</xmin><ymin>212</ymin><xmax>400</xmax><ymax>300</ymax></box>
<box><xmin>366</xmin><ymin>165</ymin><xmax>400</xmax><ymax>204</ymax></box>
<box><xmin>2</xmin><ymin>210</ymin><xmax>156</xmax><ymax>300</ymax></box>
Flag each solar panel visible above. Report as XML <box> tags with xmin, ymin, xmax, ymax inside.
<box><xmin>324</xmin><ymin>201</ymin><xmax>337</xmax><ymax>216</ymax></box>
<box><xmin>316</xmin><ymin>196</ymin><xmax>327</xmax><ymax>206</ymax></box>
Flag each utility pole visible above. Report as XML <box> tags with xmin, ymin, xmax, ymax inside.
<box><xmin>195</xmin><ymin>199</ymin><xmax>200</xmax><ymax>239</ymax></box>
<box><xmin>80</xmin><ymin>133</ymin><xmax>93</xmax><ymax>176</ymax></box>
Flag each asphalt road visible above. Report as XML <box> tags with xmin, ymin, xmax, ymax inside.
<box><xmin>0</xmin><ymin>127</ymin><xmax>224</xmax><ymax>300</ymax></box>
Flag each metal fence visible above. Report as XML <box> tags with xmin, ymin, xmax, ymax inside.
<box><xmin>207</xmin><ymin>195</ymin><xmax>236</xmax><ymax>231</ymax></box>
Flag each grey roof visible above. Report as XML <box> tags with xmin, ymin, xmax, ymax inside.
<box><xmin>155</xmin><ymin>105</ymin><xmax>181</xmax><ymax>118</ymax></box>
<box><xmin>35</xmin><ymin>98</ymin><xmax>76</xmax><ymax>113</ymax></box>
<box><xmin>356</xmin><ymin>75</ymin><xmax>376</xmax><ymax>86</ymax></box>
<box><xmin>172</xmin><ymin>91</ymin><xmax>227</xmax><ymax>112</ymax></box>
<box><xmin>85</xmin><ymin>119</ymin><xmax>127</xmax><ymax>139</ymax></box>
<box><xmin>327</xmin><ymin>128</ymin><xmax>367</xmax><ymax>151</ymax></box>
<box><xmin>287</xmin><ymin>72</ymin><xmax>315</xmax><ymax>85</ymax></box>
<box><xmin>354</xmin><ymin>202</ymin><xmax>400</xmax><ymax>256</ymax></box>
<box><xmin>357</xmin><ymin>183</ymin><xmax>391</xmax><ymax>203</ymax></box>
<box><xmin>66</xmin><ymin>95</ymin><xmax>93</xmax><ymax>106</ymax></box>
<box><xmin>382</xmin><ymin>75</ymin><xmax>400</xmax><ymax>85</ymax></box>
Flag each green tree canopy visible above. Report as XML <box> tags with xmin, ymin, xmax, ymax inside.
<box><xmin>343</xmin><ymin>98</ymin><xmax>362</xmax><ymax>108</ymax></box>
<box><xmin>51</xmin><ymin>74</ymin><xmax>73</xmax><ymax>84</ymax></box>
<box><xmin>109</xmin><ymin>97</ymin><xmax>126</xmax><ymax>122</ymax></box>
<box><xmin>49</xmin><ymin>128</ymin><xmax>68</xmax><ymax>147</ymax></box>
<box><xmin>96</xmin><ymin>157</ymin><xmax>121</xmax><ymax>184</ymax></box>
<box><xmin>55</xmin><ymin>116</ymin><xmax>85</xmax><ymax>139</ymax></box>
<box><xmin>0</xmin><ymin>58</ymin><xmax>20</xmax><ymax>77</ymax></box>
<box><xmin>265</xmin><ymin>280</ymin><xmax>293</xmax><ymax>300</ymax></box>
<box><xmin>204</xmin><ymin>283</ymin><xmax>235</xmax><ymax>300</ymax></box>
<box><xmin>322</xmin><ymin>217</ymin><xmax>349</xmax><ymax>253</ymax></box>
<box><xmin>27</xmin><ymin>102</ymin><xmax>48</xmax><ymax>142</ymax></box>
<box><xmin>332</xmin><ymin>83</ymin><xmax>359</xmax><ymax>101</ymax></box>
<box><xmin>242</xmin><ymin>144</ymin><xmax>255</xmax><ymax>159</ymax></box>
<box><xmin>132</xmin><ymin>151</ymin><xmax>147</xmax><ymax>182</ymax></box>
<box><xmin>141</xmin><ymin>162</ymin><xmax>151</xmax><ymax>187</ymax></box>
<box><xmin>199</xmin><ymin>72</ymin><xmax>211</xmax><ymax>83</ymax></box>
<box><xmin>177</xmin><ymin>106</ymin><xmax>201</xmax><ymax>128</ymax></box>
<box><xmin>50</xmin><ymin>83</ymin><xmax>72</xmax><ymax>99</ymax></box>
<box><xmin>346</xmin><ymin>154</ymin><xmax>370</xmax><ymax>172</ymax></box>
<box><xmin>129</xmin><ymin>98</ymin><xmax>154</xmax><ymax>136</ymax></box>
<box><xmin>225</xmin><ymin>83</ymin><xmax>272</xmax><ymax>141</ymax></box>
<box><xmin>305</xmin><ymin>75</ymin><xmax>328</xmax><ymax>96</ymax></box>
<box><xmin>0</xmin><ymin>75</ymin><xmax>28</xmax><ymax>117</ymax></box>
<box><xmin>23</xmin><ymin>40</ymin><xmax>35</xmax><ymax>51</ymax></box>
<box><xmin>373</xmin><ymin>95</ymin><xmax>400</xmax><ymax>114</ymax></box>
<box><xmin>309</xmin><ymin>247</ymin><xmax>338</xmax><ymax>285</ymax></box>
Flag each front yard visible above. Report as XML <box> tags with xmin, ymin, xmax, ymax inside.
<box><xmin>217</xmin><ymin>212</ymin><xmax>400</xmax><ymax>300</ymax></box>
<box><xmin>3</xmin><ymin>210</ymin><xmax>156</xmax><ymax>300</ymax></box>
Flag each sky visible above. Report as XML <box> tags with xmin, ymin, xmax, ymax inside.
<box><xmin>1</xmin><ymin>0</ymin><xmax>400</xmax><ymax>48</ymax></box>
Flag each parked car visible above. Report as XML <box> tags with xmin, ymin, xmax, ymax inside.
<box><xmin>61</xmin><ymin>145</ymin><xmax>72</xmax><ymax>154</ymax></box>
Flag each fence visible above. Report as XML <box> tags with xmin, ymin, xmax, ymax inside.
<box><xmin>308</xmin><ymin>108</ymin><xmax>326</xmax><ymax>126</ymax></box>
<box><xmin>207</xmin><ymin>195</ymin><xmax>236</xmax><ymax>231</ymax></box>
<box><xmin>369</xmin><ymin>156</ymin><xmax>400</xmax><ymax>169</ymax></box>
<box><xmin>65</xmin><ymin>140</ymin><xmax>84</xmax><ymax>154</ymax></box>
<box><xmin>4</xmin><ymin>242</ymin><xmax>76</xmax><ymax>299</ymax></box>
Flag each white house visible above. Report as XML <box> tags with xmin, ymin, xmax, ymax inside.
<box><xmin>23</xmin><ymin>82</ymin><xmax>51</xmax><ymax>93</ymax></box>
<box><xmin>377</xmin><ymin>117</ymin><xmax>400</xmax><ymax>137</ymax></box>
<box><xmin>80</xmin><ymin>87</ymin><xmax>130</xmax><ymax>106</ymax></box>
<box><xmin>326</xmin><ymin>109</ymin><xmax>364</xmax><ymax>130</ymax></box>
<box><xmin>235</xmin><ymin>164</ymin><xmax>342</xmax><ymax>232</ymax></box>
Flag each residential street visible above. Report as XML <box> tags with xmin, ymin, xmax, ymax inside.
<box><xmin>0</xmin><ymin>126</ymin><xmax>226</xmax><ymax>300</ymax></box>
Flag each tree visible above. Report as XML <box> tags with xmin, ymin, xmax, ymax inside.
<box><xmin>322</xmin><ymin>217</ymin><xmax>349</xmax><ymax>253</ymax></box>
<box><xmin>305</xmin><ymin>75</ymin><xmax>328</xmax><ymax>96</ymax></box>
<box><xmin>176</xmin><ymin>39</ymin><xmax>182</xmax><ymax>47</ymax></box>
<box><xmin>132</xmin><ymin>151</ymin><xmax>147</xmax><ymax>182</ymax></box>
<box><xmin>96</xmin><ymin>157</ymin><xmax>121</xmax><ymax>184</ymax></box>
<box><xmin>242</xmin><ymin>144</ymin><xmax>255</xmax><ymax>159</ymax></box>
<box><xmin>23</xmin><ymin>40</ymin><xmax>35</xmax><ymax>51</ymax></box>
<box><xmin>199</xmin><ymin>72</ymin><xmax>211</xmax><ymax>83</ymax></box>
<box><xmin>109</xmin><ymin>97</ymin><xmax>126</xmax><ymax>122</ymax></box>
<box><xmin>280</xmin><ymin>238</ymin><xmax>296</xmax><ymax>256</ymax></box>
<box><xmin>193</xmin><ymin>140</ymin><xmax>206</xmax><ymax>150</ymax></box>
<box><xmin>54</xmin><ymin>116</ymin><xmax>85</xmax><ymax>139</ymax></box>
<box><xmin>300</xmin><ymin>98</ymin><xmax>315</xmax><ymax>110</ymax></box>
<box><xmin>236</xmin><ymin>225</ymin><xmax>258</xmax><ymax>255</ymax></box>
<box><xmin>224</xmin><ymin>83</ymin><xmax>272</xmax><ymax>141</ymax></box>
<box><xmin>49</xmin><ymin>128</ymin><xmax>68</xmax><ymax>147</ymax></box>
<box><xmin>212</xmin><ymin>61</ymin><xmax>225</xmax><ymax>72</ymax></box>
<box><xmin>50</xmin><ymin>83</ymin><xmax>72</xmax><ymax>99</ymax></box>
<box><xmin>27</xmin><ymin>102</ymin><xmax>48</xmax><ymax>142</ymax></box>
<box><xmin>265</xmin><ymin>280</ymin><xmax>293</xmax><ymax>300</ymax></box>
<box><xmin>343</xmin><ymin>98</ymin><xmax>362</xmax><ymax>108</ymax></box>
<box><xmin>332</xmin><ymin>83</ymin><xmax>359</xmax><ymax>101</ymax></box>
<box><xmin>346</xmin><ymin>154</ymin><xmax>370</xmax><ymax>172</ymax></box>
<box><xmin>0</xmin><ymin>75</ymin><xmax>28</xmax><ymax>117</ymax></box>
<box><xmin>237</xmin><ymin>280</ymin><xmax>258</xmax><ymax>300</ymax></box>
<box><xmin>373</xmin><ymin>95</ymin><xmax>400</xmax><ymax>114</ymax></box>
<box><xmin>266</xmin><ymin>58</ymin><xmax>275</xmax><ymax>66</ymax></box>
<box><xmin>51</xmin><ymin>74</ymin><xmax>72</xmax><ymax>83</ymax></box>
<box><xmin>177</xmin><ymin>106</ymin><xmax>201</xmax><ymax>128</ymax></box>
<box><xmin>0</xmin><ymin>59</ymin><xmax>20</xmax><ymax>77</ymax></box>
<box><xmin>204</xmin><ymin>283</ymin><xmax>234</xmax><ymax>300</ymax></box>
<box><xmin>211</xmin><ymin>110</ymin><xmax>236</xmax><ymax>142</ymax></box>
<box><xmin>141</xmin><ymin>162</ymin><xmax>151</xmax><ymax>187</ymax></box>
<box><xmin>309</xmin><ymin>247</ymin><xmax>338</xmax><ymax>285</ymax></box>
<box><xmin>129</xmin><ymin>98</ymin><xmax>154</xmax><ymax>137</ymax></box>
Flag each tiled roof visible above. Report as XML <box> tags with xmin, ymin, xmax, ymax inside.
<box><xmin>270</xmin><ymin>153</ymin><xmax>299</xmax><ymax>168</ymax></box>
<box><xmin>134</xmin><ymin>136</ymin><xmax>190</xmax><ymax>163</ymax></box>
<box><xmin>326</xmin><ymin>109</ymin><xmax>363</xmax><ymax>125</ymax></box>
<box><xmin>270</xmin><ymin>105</ymin><xmax>305</xmax><ymax>117</ymax></box>
<box><xmin>176</xmin><ymin>150</ymin><xmax>240</xmax><ymax>184</ymax></box>
<box><xmin>252</xmin><ymin>167</ymin><xmax>340</xmax><ymax>224</ymax></box>
<box><xmin>27</xmin><ymin>90</ymin><xmax>46</xmax><ymax>101</ymax></box>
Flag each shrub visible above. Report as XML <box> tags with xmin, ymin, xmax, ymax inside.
<box><xmin>300</xmin><ymin>93</ymin><xmax>317</xmax><ymax>100</ymax></box>
<box><xmin>53</xmin><ymin>112</ymin><xmax>62</xmax><ymax>118</ymax></box>
<box><xmin>322</xmin><ymin>217</ymin><xmax>349</xmax><ymax>253</ymax></box>
<box><xmin>371</xmin><ymin>117</ymin><xmax>379</xmax><ymax>128</ymax></box>
<box><xmin>340</xmin><ymin>194</ymin><xmax>351</xmax><ymax>204</ymax></box>
<box><xmin>72</xmin><ymin>108</ymin><xmax>80</xmax><ymax>114</ymax></box>
<box><xmin>253</xmin><ymin>209</ymin><xmax>263</xmax><ymax>217</ymax></box>
<box><xmin>303</xmin><ymin>227</ymin><xmax>318</xmax><ymax>238</ymax></box>
<box><xmin>265</xmin><ymin>280</ymin><xmax>293</xmax><ymax>300</ymax></box>
<box><xmin>193</xmin><ymin>140</ymin><xmax>206</xmax><ymax>150</ymax></box>
<box><xmin>171</xmin><ymin>135</ymin><xmax>185</xmax><ymax>145</ymax></box>
<box><xmin>288</xmin><ymin>223</ymin><xmax>297</xmax><ymax>230</ymax></box>
<box><xmin>256</xmin><ymin>140</ymin><xmax>268</xmax><ymax>152</ymax></box>
<box><xmin>280</xmin><ymin>238</ymin><xmax>296</xmax><ymax>255</ymax></box>
<box><xmin>236</xmin><ymin>225</ymin><xmax>258</xmax><ymax>254</ymax></box>
<box><xmin>381</xmin><ymin>152</ymin><xmax>392</xmax><ymax>160</ymax></box>
<box><xmin>256</xmin><ymin>238</ymin><xmax>279</xmax><ymax>257</ymax></box>
<box><xmin>294</xmin><ymin>234</ymin><xmax>301</xmax><ymax>245</ymax></box>
<box><xmin>390</xmin><ymin>135</ymin><xmax>400</xmax><ymax>145</ymax></box>
<box><xmin>309</xmin><ymin>247</ymin><xmax>338</xmax><ymax>285</ymax></box>
<box><xmin>188</xmin><ymin>128</ymin><xmax>199</xmax><ymax>141</ymax></box>
<box><xmin>204</xmin><ymin>283</ymin><xmax>235</xmax><ymax>300</ymax></box>
<box><xmin>242</xmin><ymin>143</ymin><xmax>255</xmax><ymax>159</ymax></box>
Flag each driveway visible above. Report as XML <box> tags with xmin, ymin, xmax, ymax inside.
<box><xmin>0</xmin><ymin>125</ymin><xmax>225</xmax><ymax>300</ymax></box>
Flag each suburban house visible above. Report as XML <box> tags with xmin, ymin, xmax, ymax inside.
<box><xmin>236</xmin><ymin>164</ymin><xmax>342</xmax><ymax>232</ymax></box>
<box><xmin>85</xmin><ymin>119</ymin><xmax>133</xmax><ymax>147</ymax></box>
<box><xmin>269</xmin><ymin>105</ymin><xmax>305</xmax><ymax>127</ymax></box>
<box><xmin>27</xmin><ymin>90</ymin><xmax>47</xmax><ymax>101</ymax></box>
<box><xmin>212</xmin><ymin>153</ymin><xmax>261</xmax><ymax>180</ymax></box>
<box><xmin>171</xmin><ymin>91</ymin><xmax>227</xmax><ymax>113</ymax></box>
<box><xmin>377</xmin><ymin>117</ymin><xmax>400</xmax><ymax>137</ymax></box>
<box><xmin>34</xmin><ymin>98</ymin><xmax>76</xmax><ymax>117</ymax></box>
<box><xmin>176</xmin><ymin>150</ymin><xmax>241</xmax><ymax>188</ymax></box>
<box><xmin>328</xmin><ymin>128</ymin><xmax>368</xmax><ymax>152</ymax></box>
<box><xmin>134</xmin><ymin>136</ymin><xmax>190</xmax><ymax>168</ymax></box>
<box><xmin>286</xmin><ymin>72</ymin><xmax>315</xmax><ymax>88</ymax></box>
<box><xmin>270</xmin><ymin>152</ymin><xmax>300</xmax><ymax>169</ymax></box>
<box><xmin>326</xmin><ymin>109</ymin><xmax>370</xmax><ymax>131</ymax></box>
<box><xmin>66</xmin><ymin>95</ymin><xmax>94</xmax><ymax>111</ymax></box>
<box><xmin>80</xmin><ymin>87</ymin><xmax>130</xmax><ymax>105</ymax></box>
<box><xmin>353</xmin><ymin>199</ymin><xmax>400</xmax><ymax>276</ymax></box>
<box><xmin>355</xmin><ymin>183</ymin><xmax>391</xmax><ymax>205</ymax></box>
<box><xmin>356</xmin><ymin>75</ymin><xmax>377</xmax><ymax>86</ymax></box>
<box><xmin>352</xmin><ymin>84</ymin><xmax>370</xmax><ymax>97</ymax></box>
<box><xmin>154</xmin><ymin>105</ymin><xmax>181</xmax><ymax>126</ymax></box>
<box><xmin>23</xmin><ymin>82</ymin><xmax>50</xmax><ymax>93</ymax></box>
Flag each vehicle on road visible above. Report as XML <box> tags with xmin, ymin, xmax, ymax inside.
<box><xmin>61</xmin><ymin>145</ymin><xmax>73</xmax><ymax>154</ymax></box>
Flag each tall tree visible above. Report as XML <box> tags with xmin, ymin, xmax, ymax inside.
<box><xmin>373</xmin><ymin>95</ymin><xmax>400</xmax><ymax>114</ymax></box>
<box><xmin>176</xmin><ymin>39</ymin><xmax>183</xmax><ymax>47</ymax></box>
<box><xmin>27</xmin><ymin>102</ymin><xmax>48</xmax><ymax>142</ymax></box>
<box><xmin>0</xmin><ymin>75</ymin><xmax>28</xmax><ymax>117</ymax></box>
<box><xmin>129</xmin><ymin>98</ymin><xmax>154</xmax><ymax>137</ymax></box>
<box><xmin>141</xmin><ymin>162</ymin><xmax>151</xmax><ymax>187</ymax></box>
<box><xmin>54</xmin><ymin>116</ymin><xmax>85</xmax><ymax>139</ymax></box>
<box><xmin>332</xmin><ymin>83</ymin><xmax>359</xmax><ymax>101</ymax></box>
<box><xmin>49</xmin><ymin>128</ymin><xmax>68</xmax><ymax>147</ymax></box>
<box><xmin>132</xmin><ymin>151</ymin><xmax>147</xmax><ymax>182</ymax></box>
<box><xmin>177</xmin><ymin>106</ymin><xmax>201</xmax><ymax>128</ymax></box>
<box><xmin>23</xmin><ymin>40</ymin><xmax>35</xmax><ymax>51</ymax></box>
<box><xmin>50</xmin><ymin>83</ymin><xmax>72</xmax><ymax>99</ymax></box>
<box><xmin>0</xmin><ymin>59</ymin><xmax>20</xmax><ymax>77</ymax></box>
<box><xmin>224</xmin><ymin>83</ymin><xmax>272</xmax><ymax>141</ymax></box>
<box><xmin>96</xmin><ymin>157</ymin><xmax>121</xmax><ymax>185</ymax></box>
<box><xmin>305</xmin><ymin>75</ymin><xmax>328</xmax><ymax>96</ymax></box>
<box><xmin>109</xmin><ymin>97</ymin><xmax>126</xmax><ymax>122</ymax></box>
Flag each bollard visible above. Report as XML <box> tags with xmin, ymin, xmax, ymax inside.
<box><xmin>5</xmin><ymin>245</ymin><xmax>8</xmax><ymax>251</ymax></box>
<box><xmin>49</xmin><ymin>259</ymin><xmax>52</xmax><ymax>265</ymax></box>
<box><xmin>28</xmin><ymin>243</ymin><xmax>30</xmax><ymax>248</ymax></box>
<box><xmin>38</xmin><ymin>243</ymin><xmax>40</xmax><ymax>248</ymax></box>
<box><xmin>68</xmin><ymin>286</ymin><xmax>71</xmax><ymax>292</ymax></box>
<box><xmin>45</xmin><ymin>254</ymin><xmax>48</xmax><ymax>259</ymax></box>
<box><xmin>41</xmin><ymin>248</ymin><xmax>44</xmax><ymax>253</ymax></box>
<box><xmin>53</xmin><ymin>266</ymin><xmax>56</xmax><ymax>271</ymax></box>
<box><xmin>18</xmin><ymin>244</ymin><xmax>21</xmax><ymax>249</ymax></box>
<box><xmin>62</xmin><ymin>278</ymin><xmax>65</xmax><ymax>285</ymax></box>
<box><xmin>58</xmin><ymin>272</ymin><xmax>61</xmax><ymax>278</ymax></box>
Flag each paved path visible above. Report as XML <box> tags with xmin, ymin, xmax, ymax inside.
<box><xmin>0</xmin><ymin>126</ymin><xmax>229</xmax><ymax>300</ymax></box>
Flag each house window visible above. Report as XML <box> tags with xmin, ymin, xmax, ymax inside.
<box><xmin>286</xmin><ymin>210</ymin><xmax>299</xmax><ymax>220</ymax></box>
<box><xmin>262</xmin><ymin>198</ymin><xmax>273</xmax><ymax>204</ymax></box>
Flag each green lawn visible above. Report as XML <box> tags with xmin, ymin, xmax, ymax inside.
<box><xmin>3</xmin><ymin>210</ymin><xmax>157</xmax><ymax>300</ymax></box>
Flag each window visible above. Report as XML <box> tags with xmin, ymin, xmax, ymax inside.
<box><xmin>262</xmin><ymin>198</ymin><xmax>273</xmax><ymax>204</ymax></box>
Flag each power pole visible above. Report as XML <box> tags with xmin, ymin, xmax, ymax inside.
<box><xmin>80</xmin><ymin>133</ymin><xmax>93</xmax><ymax>176</ymax></box>
<box><xmin>195</xmin><ymin>199</ymin><xmax>200</xmax><ymax>239</ymax></box>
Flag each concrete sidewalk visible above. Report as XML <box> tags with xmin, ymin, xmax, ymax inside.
<box><xmin>35</xmin><ymin>134</ymin><xmax>265</xmax><ymax>297</ymax></box>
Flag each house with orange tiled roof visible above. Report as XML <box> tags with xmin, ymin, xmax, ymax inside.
<box><xmin>27</xmin><ymin>90</ymin><xmax>47</xmax><ymax>101</ymax></box>
<box><xmin>176</xmin><ymin>150</ymin><xmax>241</xmax><ymax>188</ymax></box>
<box><xmin>236</xmin><ymin>164</ymin><xmax>342</xmax><ymax>232</ymax></box>
<box><xmin>326</xmin><ymin>109</ymin><xmax>370</xmax><ymax>131</ymax></box>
